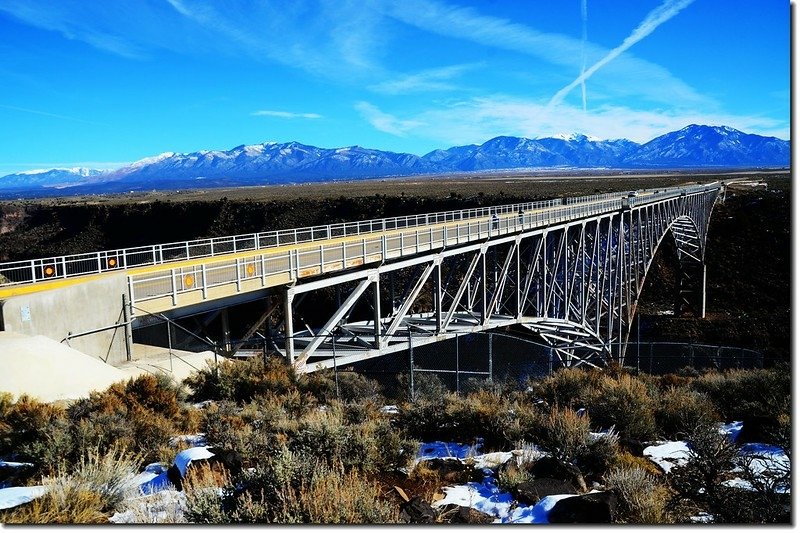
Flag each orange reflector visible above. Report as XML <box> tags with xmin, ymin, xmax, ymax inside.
<box><xmin>107</xmin><ymin>257</ymin><xmax>118</xmax><ymax>268</ymax></box>
<box><xmin>246</xmin><ymin>264</ymin><xmax>255</xmax><ymax>276</ymax></box>
<box><xmin>184</xmin><ymin>274</ymin><xmax>195</xmax><ymax>288</ymax></box>
<box><xmin>43</xmin><ymin>265</ymin><xmax>56</xmax><ymax>277</ymax></box>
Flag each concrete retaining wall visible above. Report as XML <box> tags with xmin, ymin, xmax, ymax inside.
<box><xmin>0</xmin><ymin>274</ymin><xmax>129</xmax><ymax>364</ymax></box>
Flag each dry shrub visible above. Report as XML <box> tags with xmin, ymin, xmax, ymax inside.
<box><xmin>604</xmin><ymin>466</ymin><xmax>671</xmax><ymax>524</ymax></box>
<box><xmin>497</xmin><ymin>460</ymin><xmax>533</xmax><ymax>493</ymax></box>
<box><xmin>395</xmin><ymin>398</ymin><xmax>452</xmax><ymax>443</ymax></box>
<box><xmin>202</xmin><ymin>401</ymin><xmax>250</xmax><ymax>450</ymax></box>
<box><xmin>670</xmin><ymin>422</ymin><xmax>740</xmax><ymax>508</ymax></box>
<box><xmin>284</xmin><ymin>462</ymin><xmax>400</xmax><ymax>524</ymax></box>
<box><xmin>576</xmin><ymin>430</ymin><xmax>621</xmax><ymax>481</ymax></box>
<box><xmin>396</xmin><ymin>372</ymin><xmax>448</xmax><ymax>404</ymax></box>
<box><xmin>64</xmin><ymin>374</ymin><xmax>190</xmax><ymax>464</ymax></box>
<box><xmin>654</xmin><ymin>387</ymin><xmax>719</xmax><ymax>439</ymax></box>
<box><xmin>2</xmin><ymin>488</ymin><xmax>107</xmax><ymax>524</ymax></box>
<box><xmin>183</xmin><ymin>463</ymin><xmax>236</xmax><ymax>524</ymax></box>
<box><xmin>185</xmin><ymin>357</ymin><xmax>297</xmax><ymax>404</ymax></box>
<box><xmin>613</xmin><ymin>452</ymin><xmax>662</xmax><ymax>476</ymax></box>
<box><xmin>444</xmin><ymin>389</ymin><xmax>516</xmax><ymax>450</ymax></box>
<box><xmin>693</xmin><ymin>366</ymin><xmax>790</xmax><ymax>421</ymax></box>
<box><xmin>183</xmin><ymin>446</ymin><xmax>400</xmax><ymax>524</ymax></box>
<box><xmin>408</xmin><ymin>461</ymin><xmax>446</xmax><ymax>502</ymax></box>
<box><xmin>2</xmin><ymin>446</ymin><xmax>141</xmax><ymax>524</ymax></box>
<box><xmin>533</xmin><ymin>406</ymin><xmax>591</xmax><ymax>463</ymax></box>
<box><xmin>0</xmin><ymin>395</ymin><xmax>72</xmax><ymax>474</ymax></box>
<box><xmin>299</xmin><ymin>370</ymin><xmax>383</xmax><ymax>404</ymax></box>
<box><xmin>528</xmin><ymin>367</ymin><xmax>602</xmax><ymax>408</ymax></box>
<box><xmin>588</xmin><ymin>374</ymin><xmax>658</xmax><ymax>441</ymax></box>
<box><xmin>113</xmin><ymin>491</ymin><xmax>188</xmax><ymax>524</ymax></box>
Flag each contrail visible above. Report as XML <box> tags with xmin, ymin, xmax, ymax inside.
<box><xmin>549</xmin><ymin>0</ymin><xmax>695</xmax><ymax>108</ymax></box>
<box><xmin>580</xmin><ymin>0</ymin><xmax>587</xmax><ymax>112</ymax></box>
<box><xmin>0</xmin><ymin>104</ymin><xmax>104</xmax><ymax>126</ymax></box>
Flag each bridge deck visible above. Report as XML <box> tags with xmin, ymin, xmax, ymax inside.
<box><xmin>0</xmin><ymin>186</ymin><xmax>697</xmax><ymax>317</ymax></box>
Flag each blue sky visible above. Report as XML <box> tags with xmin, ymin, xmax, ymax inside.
<box><xmin>0</xmin><ymin>0</ymin><xmax>790</xmax><ymax>174</ymax></box>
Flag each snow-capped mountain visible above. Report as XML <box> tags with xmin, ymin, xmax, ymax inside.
<box><xmin>0</xmin><ymin>125</ymin><xmax>789</xmax><ymax>196</ymax></box>
<box><xmin>106</xmin><ymin>142</ymin><xmax>429</xmax><ymax>186</ymax></box>
<box><xmin>0</xmin><ymin>167</ymin><xmax>108</xmax><ymax>190</ymax></box>
<box><xmin>622</xmin><ymin>124</ymin><xmax>790</xmax><ymax>167</ymax></box>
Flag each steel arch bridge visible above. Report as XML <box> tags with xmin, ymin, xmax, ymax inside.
<box><xmin>0</xmin><ymin>181</ymin><xmax>724</xmax><ymax>373</ymax></box>
<box><xmin>286</xmin><ymin>184</ymin><xmax>721</xmax><ymax>372</ymax></box>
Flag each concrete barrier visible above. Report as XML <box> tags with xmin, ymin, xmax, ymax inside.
<box><xmin>0</xmin><ymin>274</ymin><xmax>129</xmax><ymax>364</ymax></box>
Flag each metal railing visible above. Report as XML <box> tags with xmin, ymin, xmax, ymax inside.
<box><xmin>126</xmin><ymin>183</ymin><xmax>720</xmax><ymax>307</ymax></box>
<box><xmin>0</xmin><ymin>182</ymin><xmax>720</xmax><ymax>294</ymax></box>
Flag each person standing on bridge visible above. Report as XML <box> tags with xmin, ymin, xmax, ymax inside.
<box><xmin>518</xmin><ymin>208</ymin><xmax>524</xmax><ymax>226</ymax></box>
<box><xmin>492</xmin><ymin>213</ymin><xmax>499</xmax><ymax>232</ymax></box>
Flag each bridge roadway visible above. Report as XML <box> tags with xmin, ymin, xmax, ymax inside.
<box><xmin>0</xmin><ymin>181</ymin><xmax>723</xmax><ymax>368</ymax></box>
<box><xmin>0</xmin><ymin>189</ymin><xmax>660</xmax><ymax>310</ymax></box>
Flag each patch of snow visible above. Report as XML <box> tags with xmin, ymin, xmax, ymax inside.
<box><xmin>690</xmin><ymin>512</ymin><xmax>714</xmax><ymax>523</ymax></box>
<box><xmin>718</xmin><ymin>421</ymin><xmax>744</xmax><ymax>442</ymax></box>
<box><xmin>433</xmin><ymin>478</ymin><xmax>515</xmax><ymax>521</ymax></box>
<box><xmin>0</xmin><ymin>460</ymin><xmax>33</xmax><ymax>469</ymax></box>
<box><xmin>173</xmin><ymin>446</ymin><xmax>215</xmax><ymax>478</ymax></box>
<box><xmin>644</xmin><ymin>441</ymin><xmax>691</xmax><ymax>473</ymax></box>
<box><xmin>380</xmin><ymin>405</ymin><xmax>399</xmax><ymax>415</ymax></box>
<box><xmin>507</xmin><ymin>493</ymin><xmax>577</xmax><ymax>524</ymax></box>
<box><xmin>169</xmin><ymin>434</ymin><xmax>208</xmax><ymax>447</ymax></box>
<box><xmin>470</xmin><ymin>451</ymin><xmax>515</xmax><ymax>470</ymax></box>
<box><xmin>0</xmin><ymin>485</ymin><xmax>47</xmax><ymax>510</ymax></box>
<box><xmin>416</xmin><ymin>440</ymin><xmax>482</xmax><ymax>464</ymax></box>
<box><xmin>110</xmin><ymin>489</ymin><xmax>187</xmax><ymax>524</ymax></box>
<box><xmin>139</xmin><ymin>472</ymin><xmax>173</xmax><ymax>495</ymax></box>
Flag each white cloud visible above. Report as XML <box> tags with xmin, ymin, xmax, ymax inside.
<box><xmin>369</xmin><ymin>63</ymin><xmax>481</xmax><ymax>94</ymax></box>
<box><xmin>382</xmin><ymin>0</ymin><xmax>709</xmax><ymax>108</ymax></box>
<box><xmin>356</xmin><ymin>97</ymin><xmax>789</xmax><ymax>146</ymax></box>
<box><xmin>354</xmin><ymin>102</ymin><xmax>424</xmax><ymax>136</ymax></box>
<box><xmin>251</xmin><ymin>110</ymin><xmax>323</xmax><ymax>119</ymax></box>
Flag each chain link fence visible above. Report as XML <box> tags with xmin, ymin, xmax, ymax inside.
<box><xmin>351</xmin><ymin>331</ymin><xmax>763</xmax><ymax>395</ymax></box>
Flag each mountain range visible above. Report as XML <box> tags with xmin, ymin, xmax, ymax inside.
<box><xmin>0</xmin><ymin>125</ymin><xmax>789</xmax><ymax>196</ymax></box>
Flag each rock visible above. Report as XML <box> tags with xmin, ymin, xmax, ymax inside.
<box><xmin>437</xmin><ymin>504</ymin><xmax>495</xmax><ymax>524</ymax></box>
<box><xmin>206</xmin><ymin>447</ymin><xmax>244</xmax><ymax>477</ymax></box>
<box><xmin>417</xmin><ymin>458</ymin><xmax>481</xmax><ymax>483</ymax></box>
<box><xmin>528</xmin><ymin>457</ymin><xmax>587</xmax><ymax>492</ymax></box>
<box><xmin>515</xmin><ymin>478</ymin><xmax>577</xmax><ymax>505</ymax></box>
<box><xmin>548</xmin><ymin>491</ymin><xmax>618</xmax><ymax>524</ymax></box>
<box><xmin>0</xmin><ymin>463</ymin><xmax>35</xmax><ymax>488</ymax></box>
<box><xmin>736</xmin><ymin>415</ymin><xmax>779</xmax><ymax>445</ymax></box>
<box><xmin>400</xmin><ymin>496</ymin><xmax>437</xmax><ymax>523</ymax></box>
<box><xmin>619</xmin><ymin>437</ymin><xmax>646</xmax><ymax>456</ymax></box>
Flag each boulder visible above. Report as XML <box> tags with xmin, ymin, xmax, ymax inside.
<box><xmin>619</xmin><ymin>437</ymin><xmax>646</xmax><ymax>456</ymax></box>
<box><xmin>400</xmin><ymin>496</ymin><xmax>437</xmax><ymax>523</ymax></box>
<box><xmin>417</xmin><ymin>458</ymin><xmax>482</xmax><ymax>483</ymax></box>
<box><xmin>548</xmin><ymin>491</ymin><xmax>617</xmax><ymax>524</ymax></box>
<box><xmin>528</xmin><ymin>457</ymin><xmax>587</xmax><ymax>492</ymax></box>
<box><xmin>515</xmin><ymin>478</ymin><xmax>577</xmax><ymax>505</ymax></box>
<box><xmin>438</xmin><ymin>504</ymin><xmax>495</xmax><ymax>524</ymax></box>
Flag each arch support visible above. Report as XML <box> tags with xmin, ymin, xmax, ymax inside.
<box><xmin>671</xmin><ymin>216</ymin><xmax>707</xmax><ymax>318</ymax></box>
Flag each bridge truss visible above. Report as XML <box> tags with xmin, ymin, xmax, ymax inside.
<box><xmin>284</xmin><ymin>186</ymin><xmax>720</xmax><ymax>372</ymax></box>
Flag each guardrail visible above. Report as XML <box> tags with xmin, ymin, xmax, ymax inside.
<box><xmin>0</xmin><ymin>182</ymin><xmax>720</xmax><ymax>291</ymax></box>
<box><xmin>127</xmin><ymin>183</ymin><xmax>720</xmax><ymax>307</ymax></box>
